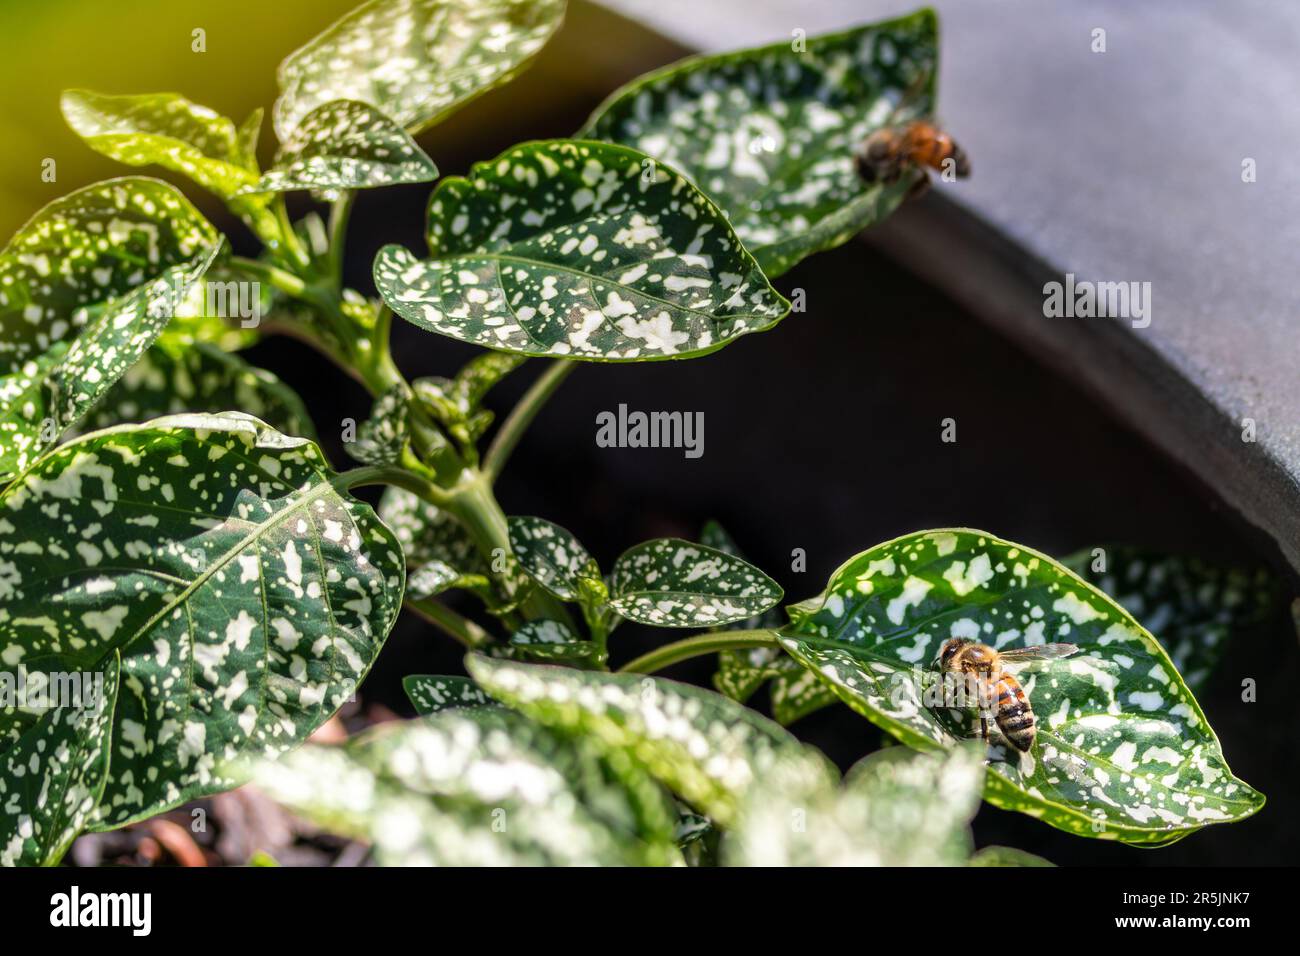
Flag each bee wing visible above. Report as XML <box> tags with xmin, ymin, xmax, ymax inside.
<box><xmin>1000</xmin><ymin>643</ymin><xmax>1080</xmax><ymax>663</ymax></box>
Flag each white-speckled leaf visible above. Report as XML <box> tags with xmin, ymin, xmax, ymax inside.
<box><xmin>373</xmin><ymin>140</ymin><xmax>789</xmax><ymax>361</ymax></box>
<box><xmin>350</xmin><ymin>384</ymin><xmax>411</xmax><ymax>465</ymax></box>
<box><xmin>777</xmin><ymin>529</ymin><xmax>1265</xmax><ymax>844</ymax></box>
<box><xmin>273</xmin><ymin>0</ymin><xmax>566</xmax><ymax>141</ymax></box>
<box><xmin>61</xmin><ymin>90</ymin><xmax>262</xmax><ymax>199</ymax></box>
<box><xmin>466</xmin><ymin>654</ymin><xmax>834</xmax><ymax>825</ymax></box>
<box><xmin>582</xmin><ymin>10</ymin><xmax>938</xmax><ymax>277</ymax></box>
<box><xmin>0</xmin><ymin>655</ymin><xmax>120</xmax><ymax>867</ymax></box>
<box><xmin>507</xmin><ymin>516</ymin><xmax>600</xmax><ymax>601</ymax></box>
<box><xmin>0</xmin><ymin>177</ymin><xmax>223</xmax><ymax>480</ymax></box>
<box><xmin>250</xmin><ymin>708</ymin><xmax>681</xmax><ymax>865</ymax></box>
<box><xmin>243</xmin><ymin>100</ymin><xmax>438</xmax><ymax>194</ymax></box>
<box><xmin>508</xmin><ymin>619</ymin><xmax>595</xmax><ymax>662</ymax></box>
<box><xmin>0</xmin><ymin>412</ymin><xmax>405</xmax><ymax>831</ymax></box>
<box><xmin>403</xmin><ymin>674</ymin><xmax>497</xmax><ymax>714</ymax></box>
<box><xmin>1063</xmin><ymin>547</ymin><xmax>1276</xmax><ymax>695</ymax></box>
<box><xmin>378</xmin><ymin>486</ymin><xmax>487</xmax><ymax>588</ymax></box>
<box><xmin>609</xmin><ymin>537</ymin><xmax>782</xmax><ymax>628</ymax></box>
<box><xmin>724</xmin><ymin>743</ymin><xmax>984</xmax><ymax>866</ymax></box>
<box><xmin>79</xmin><ymin>339</ymin><xmax>315</xmax><ymax>439</ymax></box>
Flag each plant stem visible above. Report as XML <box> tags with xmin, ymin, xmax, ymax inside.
<box><xmin>483</xmin><ymin>359</ymin><xmax>576</xmax><ymax>482</ymax></box>
<box><xmin>338</xmin><ymin>463</ymin><xmax>452</xmax><ymax>506</ymax></box>
<box><xmin>273</xmin><ymin>194</ymin><xmax>312</xmax><ymax>271</ymax></box>
<box><xmin>229</xmin><ymin>256</ymin><xmax>308</xmax><ymax>299</ymax></box>
<box><xmin>405</xmin><ymin>597</ymin><xmax>490</xmax><ymax>648</ymax></box>
<box><xmin>328</xmin><ymin>191</ymin><xmax>354</xmax><ymax>288</ymax></box>
<box><xmin>617</xmin><ymin>629</ymin><xmax>782</xmax><ymax>675</ymax></box>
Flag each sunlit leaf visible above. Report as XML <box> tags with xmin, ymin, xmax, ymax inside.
<box><xmin>777</xmin><ymin>529</ymin><xmax>1265</xmax><ymax>844</ymax></box>
<box><xmin>582</xmin><ymin>10</ymin><xmax>939</xmax><ymax>277</ymax></box>
<box><xmin>61</xmin><ymin>90</ymin><xmax>261</xmax><ymax>199</ymax></box>
<box><xmin>723</xmin><ymin>744</ymin><xmax>984</xmax><ymax>866</ymax></box>
<box><xmin>274</xmin><ymin>0</ymin><xmax>567</xmax><ymax>140</ymax></box>
<box><xmin>0</xmin><ymin>177</ymin><xmax>223</xmax><ymax>479</ymax></box>
<box><xmin>243</xmin><ymin>100</ymin><xmax>438</xmax><ymax>194</ymax></box>
<box><xmin>251</xmin><ymin>708</ymin><xmax>682</xmax><ymax>865</ymax></box>
<box><xmin>508</xmin><ymin>619</ymin><xmax>595</xmax><ymax>662</ymax></box>
<box><xmin>0</xmin><ymin>413</ymin><xmax>404</xmax><ymax>832</ymax></box>
<box><xmin>374</xmin><ymin>140</ymin><xmax>789</xmax><ymax>361</ymax></box>
<box><xmin>609</xmin><ymin>538</ymin><xmax>782</xmax><ymax>628</ymax></box>
<box><xmin>413</xmin><ymin>351</ymin><xmax>524</xmax><ymax>445</ymax></box>
<box><xmin>466</xmin><ymin>654</ymin><xmax>834</xmax><ymax>824</ymax></box>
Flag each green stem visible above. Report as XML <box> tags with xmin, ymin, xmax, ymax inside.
<box><xmin>405</xmin><ymin>597</ymin><xmax>491</xmax><ymax>648</ymax></box>
<box><xmin>446</xmin><ymin>474</ymin><xmax>576</xmax><ymax>628</ymax></box>
<box><xmin>273</xmin><ymin>194</ymin><xmax>312</xmax><ymax>271</ymax></box>
<box><xmin>483</xmin><ymin>360</ymin><xmax>576</xmax><ymax>482</ymax></box>
<box><xmin>338</xmin><ymin>464</ymin><xmax>452</xmax><ymax>506</ymax></box>
<box><xmin>617</xmin><ymin>629</ymin><xmax>781</xmax><ymax>675</ymax></box>
<box><xmin>328</xmin><ymin>191</ymin><xmax>354</xmax><ymax>288</ymax></box>
<box><xmin>229</xmin><ymin>256</ymin><xmax>307</xmax><ymax>299</ymax></box>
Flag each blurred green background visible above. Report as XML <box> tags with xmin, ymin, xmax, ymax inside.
<box><xmin>0</xmin><ymin>0</ymin><xmax>676</xmax><ymax>240</ymax></box>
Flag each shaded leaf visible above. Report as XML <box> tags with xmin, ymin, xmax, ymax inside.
<box><xmin>79</xmin><ymin>339</ymin><xmax>315</xmax><ymax>439</ymax></box>
<box><xmin>378</xmin><ymin>486</ymin><xmax>487</xmax><ymax>587</ymax></box>
<box><xmin>724</xmin><ymin>744</ymin><xmax>984</xmax><ymax>866</ymax></box>
<box><xmin>1063</xmin><ymin>546</ymin><xmax>1277</xmax><ymax>694</ymax></box>
<box><xmin>0</xmin><ymin>413</ymin><xmax>405</xmax><ymax>831</ymax></box>
<box><xmin>350</xmin><ymin>384</ymin><xmax>411</xmax><ymax>465</ymax></box>
<box><xmin>508</xmin><ymin>515</ymin><xmax>600</xmax><ymax>601</ymax></box>
<box><xmin>969</xmin><ymin>845</ymin><xmax>1054</xmax><ymax>867</ymax></box>
<box><xmin>274</xmin><ymin>0</ymin><xmax>566</xmax><ymax>140</ymax></box>
<box><xmin>61</xmin><ymin>90</ymin><xmax>261</xmax><ymax>199</ymax></box>
<box><xmin>251</xmin><ymin>708</ymin><xmax>681</xmax><ymax>865</ymax></box>
<box><xmin>509</xmin><ymin>619</ymin><xmax>595</xmax><ymax>662</ymax></box>
<box><xmin>374</xmin><ymin>139</ymin><xmax>789</xmax><ymax>361</ymax></box>
<box><xmin>0</xmin><ymin>655</ymin><xmax>120</xmax><ymax>867</ymax></box>
<box><xmin>413</xmin><ymin>351</ymin><xmax>524</xmax><ymax>445</ymax></box>
<box><xmin>778</xmin><ymin>529</ymin><xmax>1265</xmax><ymax>844</ymax></box>
<box><xmin>582</xmin><ymin>11</ymin><xmax>939</xmax><ymax>277</ymax></box>
<box><xmin>609</xmin><ymin>537</ymin><xmax>782</xmax><ymax>628</ymax></box>
<box><xmin>403</xmin><ymin>675</ymin><xmax>497</xmax><ymax>715</ymax></box>
<box><xmin>466</xmin><ymin>654</ymin><xmax>834</xmax><ymax>824</ymax></box>
<box><xmin>243</xmin><ymin>100</ymin><xmax>438</xmax><ymax>194</ymax></box>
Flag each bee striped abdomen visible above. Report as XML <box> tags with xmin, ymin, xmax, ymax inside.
<box><xmin>994</xmin><ymin>675</ymin><xmax>1036</xmax><ymax>752</ymax></box>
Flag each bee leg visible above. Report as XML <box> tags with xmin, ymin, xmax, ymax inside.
<box><xmin>906</xmin><ymin>170</ymin><xmax>931</xmax><ymax>201</ymax></box>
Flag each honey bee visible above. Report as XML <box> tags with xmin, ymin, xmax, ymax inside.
<box><xmin>938</xmin><ymin>638</ymin><xmax>1079</xmax><ymax>752</ymax></box>
<box><xmin>854</xmin><ymin>120</ymin><xmax>970</xmax><ymax>196</ymax></box>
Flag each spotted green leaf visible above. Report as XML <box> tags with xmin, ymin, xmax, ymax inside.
<box><xmin>969</xmin><ymin>845</ymin><xmax>1054</xmax><ymax>867</ymax></box>
<box><xmin>273</xmin><ymin>0</ymin><xmax>567</xmax><ymax>141</ymax></box>
<box><xmin>1063</xmin><ymin>546</ymin><xmax>1276</xmax><ymax>694</ymax></box>
<box><xmin>777</xmin><ymin>529</ymin><xmax>1265</xmax><ymax>844</ymax></box>
<box><xmin>507</xmin><ymin>516</ymin><xmax>600</xmax><ymax>601</ymax></box>
<box><xmin>350</xmin><ymin>384</ymin><xmax>411</xmax><ymax>465</ymax></box>
<box><xmin>0</xmin><ymin>655</ymin><xmax>120</xmax><ymax>867</ymax></box>
<box><xmin>0</xmin><ymin>412</ymin><xmax>405</xmax><ymax>831</ymax></box>
<box><xmin>79</xmin><ymin>339</ymin><xmax>315</xmax><ymax>439</ymax></box>
<box><xmin>403</xmin><ymin>674</ymin><xmax>497</xmax><ymax>714</ymax></box>
<box><xmin>61</xmin><ymin>90</ymin><xmax>262</xmax><ymax>200</ymax></box>
<box><xmin>582</xmin><ymin>10</ymin><xmax>938</xmax><ymax>277</ymax></box>
<box><xmin>0</xmin><ymin>177</ymin><xmax>223</xmax><ymax>479</ymax></box>
<box><xmin>509</xmin><ymin>619</ymin><xmax>595</xmax><ymax>662</ymax></box>
<box><xmin>242</xmin><ymin>100</ymin><xmax>438</xmax><ymax>195</ymax></box>
<box><xmin>379</xmin><ymin>486</ymin><xmax>487</xmax><ymax>590</ymax></box>
<box><xmin>250</xmin><ymin>708</ymin><xmax>682</xmax><ymax>865</ymax></box>
<box><xmin>373</xmin><ymin>140</ymin><xmax>790</xmax><ymax>361</ymax></box>
<box><xmin>609</xmin><ymin>537</ymin><xmax>783</xmax><ymax>628</ymax></box>
<box><xmin>466</xmin><ymin>654</ymin><xmax>834</xmax><ymax>825</ymax></box>
<box><xmin>723</xmin><ymin>743</ymin><xmax>984</xmax><ymax>866</ymax></box>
